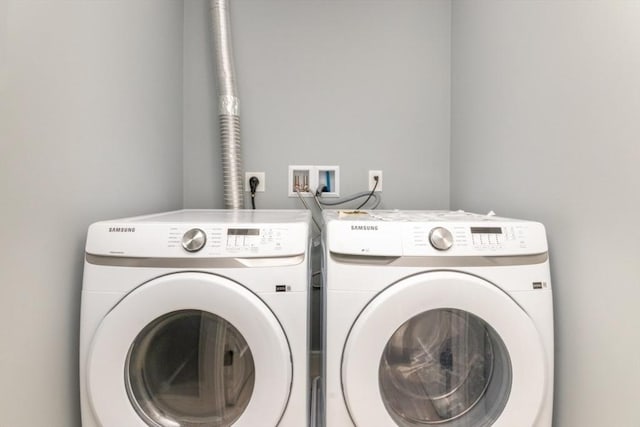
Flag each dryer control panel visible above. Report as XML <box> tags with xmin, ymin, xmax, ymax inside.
<box><xmin>225</xmin><ymin>227</ymin><xmax>284</xmax><ymax>253</ymax></box>
<box><xmin>176</xmin><ymin>226</ymin><xmax>291</xmax><ymax>255</ymax></box>
<box><xmin>167</xmin><ymin>225</ymin><xmax>295</xmax><ymax>256</ymax></box>
<box><xmin>86</xmin><ymin>210</ymin><xmax>310</xmax><ymax>258</ymax></box>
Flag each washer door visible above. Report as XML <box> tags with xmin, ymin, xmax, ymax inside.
<box><xmin>87</xmin><ymin>272</ymin><xmax>292</xmax><ymax>427</ymax></box>
<box><xmin>342</xmin><ymin>271</ymin><xmax>547</xmax><ymax>427</ymax></box>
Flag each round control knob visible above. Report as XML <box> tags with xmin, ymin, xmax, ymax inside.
<box><xmin>429</xmin><ymin>227</ymin><xmax>453</xmax><ymax>251</ymax></box>
<box><xmin>182</xmin><ymin>228</ymin><xmax>207</xmax><ymax>252</ymax></box>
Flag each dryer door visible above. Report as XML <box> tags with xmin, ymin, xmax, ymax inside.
<box><xmin>342</xmin><ymin>271</ymin><xmax>547</xmax><ymax>427</ymax></box>
<box><xmin>87</xmin><ymin>272</ymin><xmax>292</xmax><ymax>427</ymax></box>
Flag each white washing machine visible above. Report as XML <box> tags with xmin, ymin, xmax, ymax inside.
<box><xmin>323</xmin><ymin>210</ymin><xmax>554</xmax><ymax>427</ymax></box>
<box><xmin>80</xmin><ymin>209</ymin><xmax>311</xmax><ymax>427</ymax></box>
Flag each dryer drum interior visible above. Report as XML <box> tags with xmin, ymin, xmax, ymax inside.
<box><xmin>378</xmin><ymin>309</ymin><xmax>512</xmax><ymax>426</ymax></box>
<box><xmin>125</xmin><ymin>309</ymin><xmax>255</xmax><ymax>427</ymax></box>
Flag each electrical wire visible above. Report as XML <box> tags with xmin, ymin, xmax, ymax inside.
<box><xmin>296</xmin><ymin>182</ymin><xmax>382</xmax><ymax>233</ymax></box>
<box><xmin>315</xmin><ymin>190</ymin><xmax>381</xmax><ymax>209</ymax></box>
<box><xmin>249</xmin><ymin>176</ymin><xmax>260</xmax><ymax>210</ymax></box>
<box><xmin>355</xmin><ymin>176</ymin><xmax>378</xmax><ymax>210</ymax></box>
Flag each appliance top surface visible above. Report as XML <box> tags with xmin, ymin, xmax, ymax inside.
<box><xmin>322</xmin><ymin>209</ymin><xmax>520</xmax><ymax>223</ymax></box>
<box><xmin>116</xmin><ymin>209</ymin><xmax>311</xmax><ymax>225</ymax></box>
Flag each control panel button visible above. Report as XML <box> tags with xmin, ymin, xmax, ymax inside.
<box><xmin>182</xmin><ymin>228</ymin><xmax>207</xmax><ymax>252</ymax></box>
<box><xmin>429</xmin><ymin>227</ymin><xmax>454</xmax><ymax>251</ymax></box>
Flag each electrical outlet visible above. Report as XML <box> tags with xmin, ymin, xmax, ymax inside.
<box><xmin>245</xmin><ymin>172</ymin><xmax>265</xmax><ymax>192</ymax></box>
<box><xmin>368</xmin><ymin>170</ymin><xmax>382</xmax><ymax>191</ymax></box>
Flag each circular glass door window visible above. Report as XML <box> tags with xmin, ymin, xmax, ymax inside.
<box><xmin>379</xmin><ymin>309</ymin><xmax>511</xmax><ymax>427</ymax></box>
<box><xmin>126</xmin><ymin>310</ymin><xmax>255</xmax><ymax>427</ymax></box>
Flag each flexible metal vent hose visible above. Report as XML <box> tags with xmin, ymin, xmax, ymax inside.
<box><xmin>210</xmin><ymin>0</ymin><xmax>244</xmax><ymax>209</ymax></box>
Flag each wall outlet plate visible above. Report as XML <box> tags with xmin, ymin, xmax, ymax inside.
<box><xmin>368</xmin><ymin>170</ymin><xmax>382</xmax><ymax>191</ymax></box>
<box><xmin>245</xmin><ymin>172</ymin><xmax>265</xmax><ymax>192</ymax></box>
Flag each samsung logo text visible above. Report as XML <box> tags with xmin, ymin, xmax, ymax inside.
<box><xmin>350</xmin><ymin>225</ymin><xmax>379</xmax><ymax>231</ymax></box>
<box><xmin>108</xmin><ymin>227</ymin><xmax>136</xmax><ymax>233</ymax></box>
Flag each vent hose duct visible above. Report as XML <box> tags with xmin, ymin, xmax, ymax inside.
<box><xmin>210</xmin><ymin>0</ymin><xmax>244</xmax><ymax>209</ymax></box>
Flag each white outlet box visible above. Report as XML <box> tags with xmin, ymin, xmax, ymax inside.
<box><xmin>288</xmin><ymin>165</ymin><xmax>312</xmax><ymax>197</ymax></box>
<box><xmin>316</xmin><ymin>165</ymin><xmax>340</xmax><ymax>197</ymax></box>
<box><xmin>245</xmin><ymin>172</ymin><xmax>265</xmax><ymax>192</ymax></box>
<box><xmin>288</xmin><ymin>165</ymin><xmax>340</xmax><ymax>197</ymax></box>
<box><xmin>368</xmin><ymin>170</ymin><xmax>382</xmax><ymax>191</ymax></box>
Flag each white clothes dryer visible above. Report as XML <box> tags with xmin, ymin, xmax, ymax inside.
<box><xmin>322</xmin><ymin>210</ymin><xmax>553</xmax><ymax>427</ymax></box>
<box><xmin>80</xmin><ymin>210</ymin><xmax>311</xmax><ymax>427</ymax></box>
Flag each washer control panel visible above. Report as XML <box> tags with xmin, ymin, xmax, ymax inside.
<box><xmin>429</xmin><ymin>227</ymin><xmax>454</xmax><ymax>251</ymax></box>
<box><xmin>403</xmin><ymin>222</ymin><xmax>543</xmax><ymax>256</ymax></box>
<box><xmin>469</xmin><ymin>225</ymin><xmax>525</xmax><ymax>250</ymax></box>
<box><xmin>324</xmin><ymin>210</ymin><xmax>548</xmax><ymax>257</ymax></box>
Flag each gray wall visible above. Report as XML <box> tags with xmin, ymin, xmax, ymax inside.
<box><xmin>451</xmin><ymin>1</ymin><xmax>640</xmax><ymax>426</ymax></box>
<box><xmin>184</xmin><ymin>0</ymin><xmax>451</xmax><ymax>210</ymax></box>
<box><xmin>4</xmin><ymin>1</ymin><xmax>638</xmax><ymax>426</ymax></box>
<box><xmin>0</xmin><ymin>2</ymin><xmax>183</xmax><ymax>426</ymax></box>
